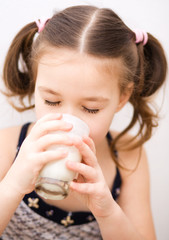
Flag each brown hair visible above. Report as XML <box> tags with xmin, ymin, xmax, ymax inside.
<box><xmin>2</xmin><ymin>5</ymin><xmax>167</xmax><ymax>165</ymax></box>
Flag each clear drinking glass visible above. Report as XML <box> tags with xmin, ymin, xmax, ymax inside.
<box><xmin>35</xmin><ymin>114</ymin><xmax>89</xmax><ymax>200</ymax></box>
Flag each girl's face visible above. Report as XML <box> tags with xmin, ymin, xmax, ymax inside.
<box><xmin>34</xmin><ymin>48</ymin><xmax>129</xmax><ymax>147</ymax></box>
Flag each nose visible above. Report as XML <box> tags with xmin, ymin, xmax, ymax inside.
<box><xmin>60</xmin><ymin>106</ymin><xmax>79</xmax><ymax>119</ymax></box>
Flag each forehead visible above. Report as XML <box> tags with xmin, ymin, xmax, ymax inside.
<box><xmin>36</xmin><ymin>48</ymin><xmax>122</xmax><ymax>92</ymax></box>
<box><xmin>37</xmin><ymin>47</ymin><xmax>121</xmax><ymax>73</ymax></box>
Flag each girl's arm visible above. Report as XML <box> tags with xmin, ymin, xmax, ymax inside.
<box><xmin>0</xmin><ymin>126</ymin><xmax>23</xmax><ymax>234</ymax></box>
<box><xmin>95</xmin><ymin>148</ymin><xmax>156</xmax><ymax>240</ymax></box>
<box><xmin>67</xmin><ymin>137</ymin><xmax>156</xmax><ymax>240</ymax></box>
<box><xmin>0</xmin><ymin>113</ymin><xmax>74</xmax><ymax>234</ymax></box>
<box><xmin>0</xmin><ymin>179</ymin><xmax>25</xmax><ymax>234</ymax></box>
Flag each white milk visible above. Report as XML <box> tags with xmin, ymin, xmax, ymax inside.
<box><xmin>35</xmin><ymin>114</ymin><xmax>89</xmax><ymax>200</ymax></box>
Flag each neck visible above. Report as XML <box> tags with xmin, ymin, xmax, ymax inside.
<box><xmin>95</xmin><ymin>135</ymin><xmax>111</xmax><ymax>164</ymax></box>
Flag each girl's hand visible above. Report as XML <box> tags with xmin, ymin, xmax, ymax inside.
<box><xmin>3</xmin><ymin>113</ymin><xmax>73</xmax><ymax>195</ymax></box>
<box><xmin>66</xmin><ymin>137</ymin><xmax>115</xmax><ymax>219</ymax></box>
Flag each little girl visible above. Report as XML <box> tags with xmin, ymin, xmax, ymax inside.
<box><xmin>0</xmin><ymin>5</ymin><xmax>167</xmax><ymax>240</ymax></box>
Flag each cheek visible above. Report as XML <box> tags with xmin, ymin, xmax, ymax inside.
<box><xmin>88</xmin><ymin>117</ymin><xmax>113</xmax><ymax>146</ymax></box>
<box><xmin>86</xmin><ymin>105</ymin><xmax>117</xmax><ymax>145</ymax></box>
<box><xmin>34</xmin><ymin>94</ymin><xmax>48</xmax><ymax>120</ymax></box>
<box><xmin>34</xmin><ymin>88</ymin><xmax>54</xmax><ymax>120</ymax></box>
<box><xmin>34</xmin><ymin>96</ymin><xmax>42</xmax><ymax>120</ymax></box>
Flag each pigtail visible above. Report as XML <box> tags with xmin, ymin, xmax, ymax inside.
<box><xmin>111</xmin><ymin>33</ymin><xmax>167</xmax><ymax>167</ymax></box>
<box><xmin>3</xmin><ymin>22</ymin><xmax>38</xmax><ymax>111</ymax></box>
<box><xmin>140</xmin><ymin>33</ymin><xmax>167</xmax><ymax>97</ymax></box>
<box><xmin>131</xmin><ymin>33</ymin><xmax>167</xmax><ymax>146</ymax></box>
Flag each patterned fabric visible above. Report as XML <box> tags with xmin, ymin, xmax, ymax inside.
<box><xmin>2</xmin><ymin>201</ymin><xmax>101</xmax><ymax>240</ymax></box>
<box><xmin>1</xmin><ymin>123</ymin><xmax>121</xmax><ymax>240</ymax></box>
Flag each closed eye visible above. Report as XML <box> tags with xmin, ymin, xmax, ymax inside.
<box><xmin>44</xmin><ymin>100</ymin><xmax>61</xmax><ymax>106</ymax></box>
<box><xmin>83</xmin><ymin>106</ymin><xmax>99</xmax><ymax>114</ymax></box>
<box><xmin>44</xmin><ymin>100</ymin><xmax>99</xmax><ymax>113</ymax></box>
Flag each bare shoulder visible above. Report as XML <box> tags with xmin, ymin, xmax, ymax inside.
<box><xmin>0</xmin><ymin>125</ymin><xmax>22</xmax><ymax>180</ymax></box>
<box><xmin>110</xmin><ymin>130</ymin><xmax>150</xmax><ymax>196</ymax></box>
<box><xmin>110</xmin><ymin>130</ymin><xmax>148</xmax><ymax>176</ymax></box>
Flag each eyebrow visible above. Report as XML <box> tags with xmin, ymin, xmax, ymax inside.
<box><xmin>38</xmin><ymin>86</ymin><xmax>61</xmax><ymax>95</ymax></box>
<box><xmin>38</xmin><ymin>86</ymin><xmax>109</xmax><ymax>102</ymax></box>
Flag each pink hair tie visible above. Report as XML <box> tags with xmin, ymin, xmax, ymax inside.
<box><xmin>134</xmin><ymin>29</ymin><xmax>148</xmax><ymax>46</ymax></box>
<box><xmin>35</xmin><ymin>19</ymin><xmax>49</xmax><ymax>33</ymax></box>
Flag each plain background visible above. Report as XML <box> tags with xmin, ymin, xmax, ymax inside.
<box><xmin>0</xmin><ymin>0</ymin><xmax>168</xmax><ymax>239</ymax></box>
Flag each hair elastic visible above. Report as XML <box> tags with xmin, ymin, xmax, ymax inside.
<box><xmin>134</xmin><ymin>29</ymin><xmax>148</xmax><ymax>46</ymax></box>
<box><xmin>35</xmin><ymin>19</ymin><xmax>49</xmax><ymax>33</ymax></box>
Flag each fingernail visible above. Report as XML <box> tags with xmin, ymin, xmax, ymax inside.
<box><xmin>66</xmin><ymin>160</ymin><xmax>75</xmax><ymax>168</ymax></box>
<box><xmin>66</xmin><ymin>138</ymin><xmax>73</xmax><ymax>145</ymax></box>
<box><xmin>64</xmin><ymin>123</ymin><xmax>73</xmax><ymax>129</ymax></box>
<box><xmin>55</xmin><ymin>113</ymin><xmax>62</xmax><ymax>118</ymax></box>
<box><xmin>73</xmin><ymin>136</ymin><xmax>82</xmax><ymax>145</ymax></box>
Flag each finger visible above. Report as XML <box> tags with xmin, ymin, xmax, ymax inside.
<box><xmin>36</xmin><ymin>113</ymin><xmax>62</xmax><ymax>124</ymax></box>
<box><xmin>36</xmin><ymin>134</ymin><xmax>73</xmax><ymax>151</ymax></box>
<box><xmin>70</xmin><ymin>181</ymin><xmax>95</xmax><ymax>195</ymax></box>
<box><xmin>82</xmin><ymin>136</ymin><xmax>96</xmax><ymax>154</ymax></box>
<box><xmin>30</xmin><ymin>113</ymin><xmax>63</xmax><ymax>136</ymax></box>
<box><xmin>38</xmin><ymin>149</ymin><xmax>68</xmax><ymax>166</ymax></box>
<box><xmin>31</xmin><ymin>119</ymin><xmax>73</xmax><ymax>139</ymax></box>
<box><xmin>66</xmin><ymin>160</ymin><xmax>97</xmax><ymax>181</ymax></box>
<box><xmin>72</xmin><ymin>137</ymin><xmax>97</xmax><ymax>167</ymax></box>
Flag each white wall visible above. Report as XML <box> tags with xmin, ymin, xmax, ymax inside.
<box><xmin>0</xmin><ymin>0</ymin><xmax>169</xmax><ymax>239</ymax></box>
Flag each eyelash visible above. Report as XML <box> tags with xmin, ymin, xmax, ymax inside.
<box><xmin>44</xmin><ymin>100</ymin><xmax>99</xmax><ymax>114</ymax></box>
<box><xmin>45</xmin><ymin>100</ymin><xmax>61</xmax><ymax>106</ymax></box>
<box><xmin>82</xmin><ymin>106</ymin><xmax>99</xmax><ymax>114</ymax></box>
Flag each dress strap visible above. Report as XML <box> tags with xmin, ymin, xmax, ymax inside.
<box><xmin>106</xmin><ymin>131</ymin><xmax>121</xmax><ymax>199</ymax></box>
<box><xmin>17</xmin><ymin>122</ymin><xmax>31</xmax><ymax>148</ymax></box>
<box><xmin>106</xmin><ymin>131</ymin><xmax>118</xmax><ymax>157</ymax></box>
<box><xmin>15</xmin><ymin>122</ymin><xmax>31</xmax><ymax>159</ymax></box>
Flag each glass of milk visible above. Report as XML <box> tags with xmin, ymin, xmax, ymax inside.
<box><xmin>35</xmin><ymin>114</ymin><xmax>90</xmax><ymax>200</ymax></box>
